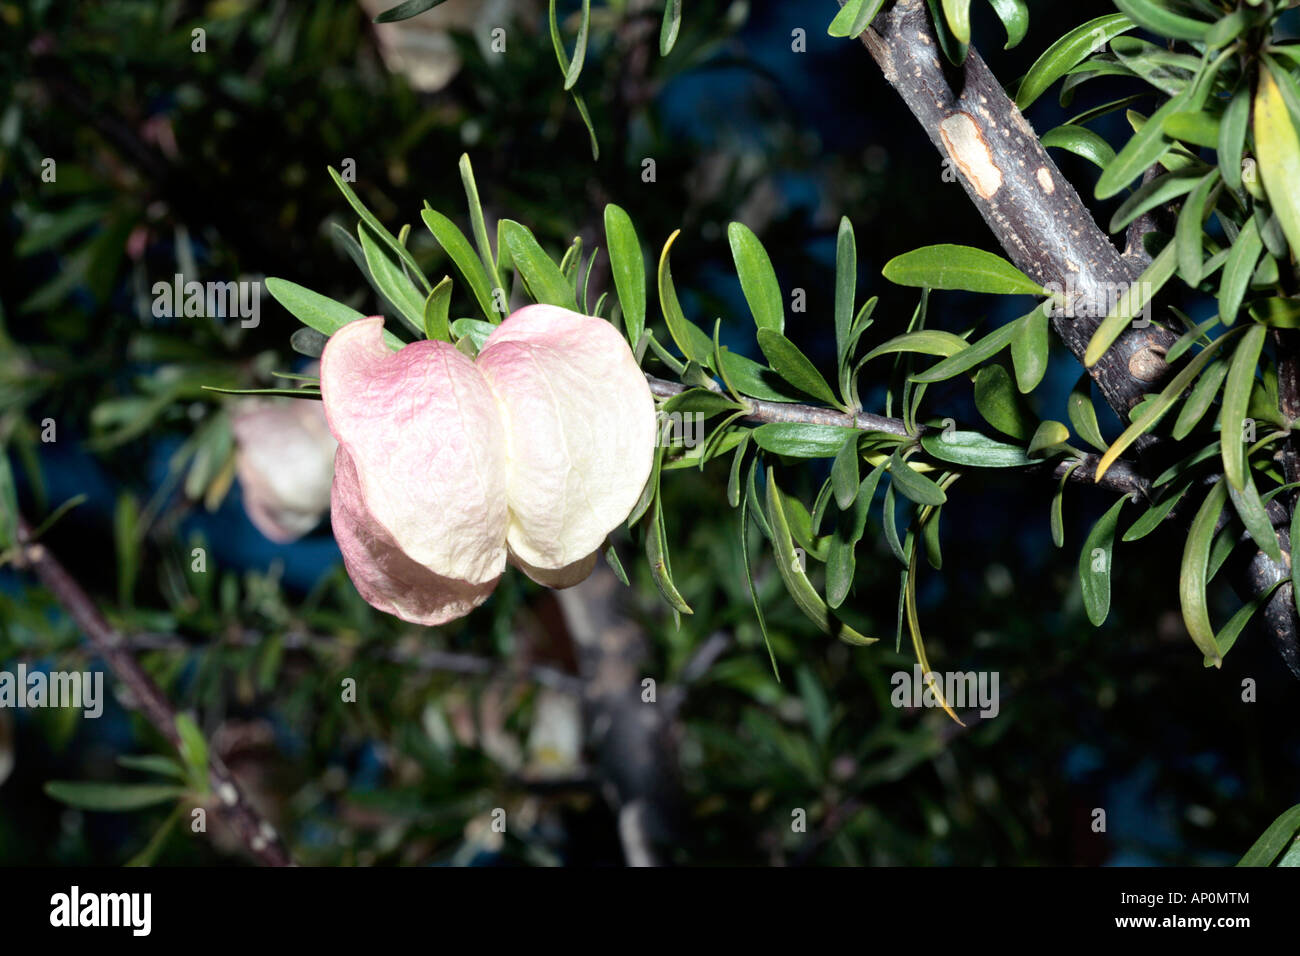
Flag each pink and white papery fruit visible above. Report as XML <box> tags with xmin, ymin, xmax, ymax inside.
<box><xmin>320</xmin><ymin>305</ymin><xmax>655</xmax><ymax>625</ymax></box>
<box><xmin>232</xmin><ymin>394</ymin><xmax>337</xmax><ymax>543</ymax></box>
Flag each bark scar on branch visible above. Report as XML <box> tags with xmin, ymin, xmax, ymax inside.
<box><xmin>834</xmin><ymin>0</ymin><xmax>1300</xmax><ymax>676</ymax></box>
<box><xmin>849</xmin><ymin>0</ymin><xmax>1178</xmax><ymax>419</ymax></box>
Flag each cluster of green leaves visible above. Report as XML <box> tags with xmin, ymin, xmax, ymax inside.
<box><xmin>1007</xmin><ymin>1</ymin><xmax>1300</xmax><ymax>668</ymax></box>
<box><xmin>823</xmin><ymin>2</ymin><xmax>1300</xmax><ymax>674</ymax></box>
<box><xmin>270</xmin><ymin>153</ymin><xmax>1105</xmax><ymax>719</ymax></box>
<box><xmin>829</xmin><ymin>0</ymin><xmax>1030</xmax><ymax>62</ymax></box>
<box><xmin>43</xmin><ymin>713</ymin><xmax>210</xmax><ymax>867</ymax></box>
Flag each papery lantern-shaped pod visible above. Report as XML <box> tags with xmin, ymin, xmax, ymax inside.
<box><xmin>477</xmin><ymin>305</ymin><xmax>657</xmax><ymax>583</ymax></box>
<box><xmin>320</xmin><ymin>317</ymin><xmax>510</xmax><ymax>625</ymax></box>
<box><xmin>231</xmin><ymin>383</ymin><xmax>337</xmax><ymax>543</ymax></box>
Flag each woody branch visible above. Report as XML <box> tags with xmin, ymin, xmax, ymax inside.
<box><xmin>837</xmin><ymin>0</ymin><xmax>1300</xmax><ymax>676</ymax></box>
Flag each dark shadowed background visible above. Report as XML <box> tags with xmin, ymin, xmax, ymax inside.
<box><xmin>1</xmin><ymin>0</ymin><xmax>1297</xmax><ymax>866</ymax></box>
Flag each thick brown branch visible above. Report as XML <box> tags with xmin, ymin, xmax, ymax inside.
<box><xmin>14</xmin><ymin>519</ymin><xmax>293</xmax><ymax>866</ymax></box>
<box><xmin>841</xmin><ymin>0</ymin><xmax>1300</xmax><ymax>677</ymax></box>
<box><xmin>847</xmin><ymin>0</ymin><xmax>1178</xmax><ymax>417</ymax></box>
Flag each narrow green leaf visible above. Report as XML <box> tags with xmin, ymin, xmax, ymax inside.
<box><xmin>986</xmin><ymin>0</ymin><xmax>1028</xmax><ymax>49</ymax></box>
<box><xmin>1051</xmin><ymin>460</ymin><xmax>1080</xmax><ymax>547</ymax></box>
<box><xmin>1255</xmin><ymin>65</ymin><xmax>1300</xmax><ymax>258</ymax></box>
<box><xmin>1095</xmin><ymin>330</ymin><xmax>1234</xmax><ymax>482</ymax></box>
<box><xmin>1227</xmin><ymin>473</ymin><xmax>1284</xmax><ymax>564</ymax></box>
<box><xmin>756</xmin><ymin>329</ymin><xmax>840</xmax><ymax>407</ymax></box>
<box><xmin>1095</xmin><ymin>93</ymin><xmax>1188</xmax><ymax>200</ymax></box>
<box><xmin>114</xmin><ymin>493</ymin><xmax>138</xmax><ymax>608</ymax></box>
<box><xmin>450</xmin><ymin>318</ymin><xmax>494</xmax><ymax>351</ymax></box>
<box><xmin>828</xmin><ymin>0</ymin><xmax>885</xmax><ymax>39</ymax></box>
<box><xmin>628</xmin><ymin>420</ymin><xmax>667</xmax><ymax>530</ymax></box>
<box><xmin>1220</xmin><ymin>322</ymin><xmax>1266</xmax><ymax>491</ymax></box>
<box><xmin>727</xmin><ymin>434</ymin><xmax>749</xmax><ymax>508</ymax></box>
<box><xmin>1220</xmin><ymin>86</ymin><xmax>1251</xmax><ymax>192</ymax></box>
<box><xmin>117</xmin><ymin>754</ymin><xmax>187</xmax><ymax>781</ymax></box>
<box><xmin>200</xmin><ymin>386</ymin><xmax>319</xmax><ymax>400</ymax></box>
<box><xmin>940</xmin><ymin>0</ymin><xmax>971</xmax><ymax>45</ymax></box>
<box><xmin>920</xmin><ymin>430</ymin><xmax>1032</xmax><ymax>468</ymax></box>
<box><xmin>1163</xmin><ymin>110</ymin><xmax>1220</xmax><ymax>149</ymax></box>
<box><xmin>265</xmin><ymin>278</ymin><xmax>402</xmax><ymax>351</ymax></box>
<box><xmin>1027</xmin><ymin>420</ymin><xmax>1070</xmax><ymax>457</ymax></box>
<box><xmin>827</xmin><ymin>468</ymin><xmax>880</xmax><ymax>608</ymax></box>
<box><xmin>739</xmin><ymin>485</ymin><xmax>779</xmax><ymax>678</ymax></box>
<box><xmin>357</xmin><ymin>223</ymin><xmax>425</xmax><ymax>336</ymax></box>
<box><xmin>328</xmin><ymin>167</ymin><xmax>429</xmax><ymax>291</ymax></box>
<box><xmin>1175</xmin><ymin>170</ymin><xmax>1219</xmax><ymax>286</ymax></box>
<box><xmin>752</xmin><ymin>423</ymin><xmax>859</xmax><ymax>459</ymax></box>
<box><xmin>1079</xmin><ymin>494</ymin><xmax>1127</xmax><ymax>626</ymax></box>
<box><xmin>374</xmin><ymin>0</ymin><xmax>449</xmax><ymax>23</ymax></box>
<box><xmin>911</xmin><ymin>315</ymin><xmax>1024</xmax><ymax>384</ymax></box>
<box><xmin>1123</xmin><ymin>480</ymin><xmax>1190</xmax><ymax>542</ymax></box>
<box><xmin>1166</xmin><ymin>314</ymin><xmax>1219</xmax><ymax>365</ymax></box>
<box><xmin>1108</xmin><ymin>168</ymin><xmax>1202</xmax><ymax>233</ymax></box>
<box><xmin>562</xmin><ymin>0</ymin><xmax>592</xmax><ymax>90</ymax></box>
<box><xmin>647</xmin><ymin>495</ymin><xmax>692</xmax><ymax>614</ymax></box>
<box><xmin>1208</xmin><ymin>581</ymin><xmax>1280</xmax><ymax>665</ymax></box>
<box><xmin>834</xmin><ymin>216</ymin><xmax>856</xmax><ymax>370</ymax></box>
<box><xmin>1068</xmin><ymin>374</ymin><xmax>1108</xmax><ymax>452</ymax></box>
<box><xmin>605</xmin><ymin>204</ymin><xmax>646</xmax><ymax>345</ymax></box>
<box><xmin>657</xmin><ymin>230</ymin><xmax>713</xmax><ymax>365</ymax></box>
<box><xmin>421</xmin><ymin>208</ymin><xmax>500</xmax><ymax>321</ymax></box>
<box><xmin>423</xmin><ymin>276</ymin><xmax>452</xmax><ymax>342</ymax></box>
<box><xmin>861</xmin><ymin>330</ymin><xmax>968</xmax><ymax>365</ymax></box>
<box><xmin>888</xmin><ymin>451</ymin><xmax>947</xmax><ymax>507</ymax></box>
<box><xmin>1219</xmin><ymin>216</ymin><xmax>1264</xmax><ymax>326</ymax></box>
<box><xmin>1171</xmin><ymin>360</ymin><xmax>1227</xmax><ymax>440</ymax></box>
<box><xmin>458</xmin><ymin>153</ymin><xmax>501</xmax><ymax>291</ymax></box>
<box><xmin>174</xmin><ymin>714</ymin><xmax>209</xmax><ymax>791</ymax></box>
<box><xmin>974</xmin><ymin>363</ymin><xmax>1034</xmax><ymax>440</ymax></box>
<box><xmin>1041</xmin><ymin>124</ymin><xmax>1117</xmax><ymax>169</ymax></box>
<box><xmin>922</xmin><ymin>501</ymin><xmax>944</xmax><ymax>571</ymax></box>
<box><xmin>572</xmin><ymin>91</ymin><xmax>600</xmax><ymax>160</ymax></box>
<box><xmin>1239</xmin><ymin>803</ymin><xmax>1300</xmax><ymax>866</ymax></box>
<box><xmin>1204</xmin><ymin>8</ymin><xmax>1248</xmax><ymax>50</ymax></box>
<box><xmin>1181</xmin><ymin>477</ymin><xmax>1229</xmax><ymax>665</ymax></box>
<box><xmin>883</xmin><ymin>244</ymin><xmax>1045</xmax><ymax>296</ymax></box>
<box><xmin>1113</xmin><ymin>0</ymin><xmax>1208</xmax><ymax>42</ymax></box>
<box><xmin>831</xmin><ymin>433</ymin><xmax>860</xmax><ymax>510</ymax></box>
<box><xmin>0</xmin><ymin>454</ymin><xmax>16</xmax><ymax>551</ymax></box>
<box><xmin>661</xmin><ymin>388</ymin><xmax>744</xmax><ymax>417</ymax></box>
<box><xmin>44</xmin><ymin>781</ymin><xmax>185</xmax><ymax>812</ymax></box>
<box><xmin>1084</xmin><ymin>239</ymin><xmax>1176</xmax><ymax>366</ymax></box>
<box><xmin>766</xmin><ymin>468</ymin><xmax>875</xmax><ymax>645</ymax></box>
<box><xmin>1011</xmin><ymin>307</ymin><xmax>1049</xmax><ymax>392</ymax></box>
<box><xmin>729</xmin><ymin>222</ymin><xmax>784</xmax><ymax>334</ymax></box>
<box><xmin>1016</xmin><ymin>14</ymin><xmax>1135</xmax><ymax>111</ymax></box>
<box><xmin>660</xmin><ymin>0</ymin><xmax>682</xmax><ymax>56</ymax></box>
<box><xmin>923</xmin><ymin>0</ymin><xmax>966</xmax><ymax>64</ymax></box>
<box><xmin>500</xmin><ymin>220</ymin><xmax>575</xmax><ymax>310</ymax></box>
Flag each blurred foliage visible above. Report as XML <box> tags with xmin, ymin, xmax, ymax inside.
<box><xmin>1</xmin><ymin>0</ymin><xmax>1299</xmax><ymax>867</ymax></box>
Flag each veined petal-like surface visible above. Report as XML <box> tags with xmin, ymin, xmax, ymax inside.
<box><xmin>231</xmin><ymin>395</ymin><xmax>337</xmax><ymax>543</ymax></box>
<box><xmin>477</xmin><ymin>305</ymin><xmax>656</xmax><ymax>571</ymax></box>
<box><xmin>320</xmin><ymin>316</ymin><xmax>509</xmax><ymax>586</ymax></box>
<box><xmin>332</xmin><ymin>448</ymin><xmax>499</xmax><ymax>624</ymax></box>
